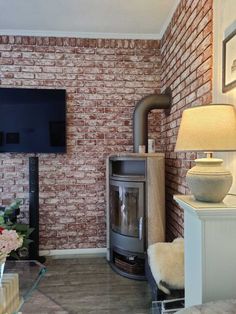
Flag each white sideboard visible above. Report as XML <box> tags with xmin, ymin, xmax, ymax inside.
<box><xmin>174</xmin><ymin>194</ymin><xmax>236</xmax><ymax>308</ymax></box>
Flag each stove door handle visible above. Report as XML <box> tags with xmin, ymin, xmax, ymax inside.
<box><xmin>139</xmin><ymin>217</ymin><xmax>143</xmax><ymax>241</ymax></box>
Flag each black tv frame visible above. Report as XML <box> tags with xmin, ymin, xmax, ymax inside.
<box><xmin>0</xmin><ymin>87</ymin><xmax>66</xmax><ymax>153</ymax></box>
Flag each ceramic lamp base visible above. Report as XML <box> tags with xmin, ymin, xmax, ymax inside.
<box><xmin>186</xmin><ymin>158</ymin><xmax>232</xmax><ymax>203</ymax></box>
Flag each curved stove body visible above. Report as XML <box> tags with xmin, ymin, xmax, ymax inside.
<box><xmin>106</xmin><ymin>153</ymin><xmax>165</xmax><ymax>280</ymax></box>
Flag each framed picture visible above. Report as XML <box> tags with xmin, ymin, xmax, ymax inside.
<box><xmin>222</xmin><ymin>29</ymin><xmax>236</xmax><ymax>93</ymax></box>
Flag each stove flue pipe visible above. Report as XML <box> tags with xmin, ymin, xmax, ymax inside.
<box><xmin>133</xmin><ymin>94</ymin><xmax>171</xmax><ymax>153</ymax></box>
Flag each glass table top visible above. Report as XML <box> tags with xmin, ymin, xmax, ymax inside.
<box><xmin>1</xmin><ymin>260</ymin><xmax>46</xmax><ymax>314</ymax></box>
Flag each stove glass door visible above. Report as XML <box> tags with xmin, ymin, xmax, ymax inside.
<box><xmin>110</xmin><ymin>180</ymin><xmax>144</xmax><ymax>238</ymax></box>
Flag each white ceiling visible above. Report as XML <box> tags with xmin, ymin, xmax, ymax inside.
<box><xmin>0</xmin><ymin>0</ymin><xmax>180</xmax><ymax>39</ymax></box>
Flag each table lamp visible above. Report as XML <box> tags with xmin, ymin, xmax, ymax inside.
<box><xmin>175</xmin><ymin>104</ymin><xmax>236</xmax><ymax>202</ymax></box>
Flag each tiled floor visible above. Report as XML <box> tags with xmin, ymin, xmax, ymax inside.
<box><xmin>21</xmin><ymin>257</ymin><xmax>151</xmax><ymax>314</ymax></box>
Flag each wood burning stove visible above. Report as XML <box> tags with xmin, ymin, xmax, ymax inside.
<box><xmin>106</xmin><ymin>153</ymin><xmax>165</xmax><ymax>280</ymax></box>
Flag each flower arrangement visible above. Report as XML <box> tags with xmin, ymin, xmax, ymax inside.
<box><xmin>0</xmin><ymin>227</ymin><xmax>23</xmax><ymax>261</ymax></box>
<box><xmin>0</xmin><ymin>199</ymin><xmax>33</xmax><ymax>260</ymax></box>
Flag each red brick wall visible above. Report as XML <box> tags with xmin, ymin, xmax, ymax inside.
<box><xmin>0</xmin><ymin>36</ymin><xmax>161</xmax><ymax>249</ymax></box>
<box><xmin>160</xmin><ymin>0</ymin><xmax>213</xmax><ymax>240</ymax></box>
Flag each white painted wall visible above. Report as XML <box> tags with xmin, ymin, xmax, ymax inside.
<box><xmin>213</xmin><ymin>0</ymin><xmax>236</xmax><ymax>193</ymax></box>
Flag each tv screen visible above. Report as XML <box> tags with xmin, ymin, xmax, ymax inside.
<box><xmin>0</xmin><ymin>87</ymin><xmax>66</xmax><ymax>153</ymax></box>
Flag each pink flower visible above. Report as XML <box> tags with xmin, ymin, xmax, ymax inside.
<box><xmin>0</xmin><ymin>229</ymin><xmax>23</xmax><ymax>260</ymax></box>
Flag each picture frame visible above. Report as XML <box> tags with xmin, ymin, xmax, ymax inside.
<box><xmin>222</xmin><ymin>28</ymin><xmax>236</xmax><ymax>93</ymax></box>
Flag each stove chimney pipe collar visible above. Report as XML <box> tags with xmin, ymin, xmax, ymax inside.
<box><xmin>133</xmin><ymin>92</ymin><xmax>172</xmax><ymax>153</ymax></box>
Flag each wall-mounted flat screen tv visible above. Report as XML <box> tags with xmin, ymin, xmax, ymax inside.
<box><xmin>0</xmin><ymin>87</ymin><xmax>66</xmax><ymax>153</ymax></box>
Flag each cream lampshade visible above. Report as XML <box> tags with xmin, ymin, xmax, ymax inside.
<box><xmin>175</xmin><ymin>104</ymin><xmax>236</xmax><ymax>202</ymax></box>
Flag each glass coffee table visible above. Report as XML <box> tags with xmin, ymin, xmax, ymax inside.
<box><xmin>151</xmin><ymin>298</ymin><xmax>185</xmax><ymax>313</ymax></box>
<box><xmin>1</xmin><ymin>260</ymin><xmax>46</xmax><ymax>314</ymax></box>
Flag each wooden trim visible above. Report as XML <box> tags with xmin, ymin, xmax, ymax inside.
<box><xmin>146</xmin><ymin>156</ymin><xmax>165</xmax><ymax>246</ymax></box>
<box><xmin>222</xmin><ymin>28</ymin><xmax>236</xmax><ymax>93</ymax></box>
<box><xmin>39</xmin><ymin>248</ymin><xmax>107</xmax><ymax>257</ymax></box>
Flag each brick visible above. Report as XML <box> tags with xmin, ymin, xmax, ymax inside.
<box><xmin>161</xmin><ymin>0</ymin><xmax>213</xmax><ymax>240</ymax></box>
<box><xmin>21</xmin><ymin>66</ymin><xmax>42</xmax><ymax>73</ymax></box>
<box><xmin>197</xmin><ymin>58</ymin><xmax>212</xmax><ymax>76</ymax></box>
<box><xmin>14</xmin><ymin>72</ymin><xmax>34</xmax><ymax>79</ymax></box>
<box><xmin>190</xmin><ymin>54</ymin><xmax>204</xmax><ymax>72</ymax></box>
<box><xmin>202</xmin><ymin>92</ymin><xmax>212</xmax><ymax>103</ymax></box>
<box><xmin>1</xmin><ymin>51</ymin><xmax>22</xmax><ymax>58</ymax></box>
<box><xmin>196</xmin><ymin>81</ymin><xmax>211</xmax><ymax>97</ymax></box>
<box><xmin>1</xmin><ymin>65</ymin><xmax>21</xmax><ymax>72</ymax></box>
<box><xmin>0</xmin><ymin>58</ymin><xmax>14</xmax><ymax>65</ymax></box>
<box><xmin>202</xmin><ymin>43</ymin><xmax>212</xmax><ymax>62</ymax></box>
<box><xmin>0</xmin><ymin>44</ymin><xmax>12</xmax><ymax>51</ymax></box>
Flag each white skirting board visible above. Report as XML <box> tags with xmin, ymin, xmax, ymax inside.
<box><xmin>39</xmin><ymin>248</ymin><xmax>107</xmax><ymax>258</ymax></box>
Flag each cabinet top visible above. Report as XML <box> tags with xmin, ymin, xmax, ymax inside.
<box><xmin>108</xmin><ymin>152</ymin><xmax>165</xmax><ymax>159</ymax></box>
<box><xmin>174</xmin><ymin>194</ymin><xmax>236</xmax><ymax>218</ymax></box>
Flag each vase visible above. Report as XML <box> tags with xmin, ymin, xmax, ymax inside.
<box><xmin>0</xmin><ymin>259</ymin><xmax>5</xmax><ymax>284</ymax></box>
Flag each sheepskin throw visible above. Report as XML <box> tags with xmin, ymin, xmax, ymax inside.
<box><xmin>176</xmin><ymin>299</ymin><xmax>236</xmax><ymax>314</ymax></box>
<box><xmin>147</xmin><ymin>238</ymin><xmax>184</xmax><ymax>294</ymax></box>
